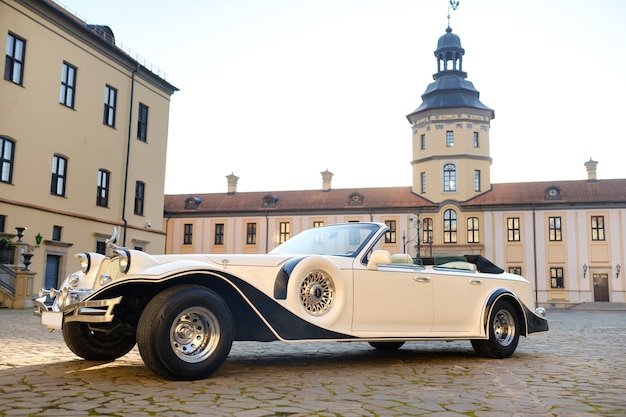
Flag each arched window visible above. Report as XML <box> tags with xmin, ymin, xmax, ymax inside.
<box><xmin>443</xmin><ymin>209</ymin><xmax>457</xmax><ymax>243</ymax></box>
<box><xmin>443</xmin><ymin>164</ymin><xmax>456</xmax><ymax>192</ymax></box>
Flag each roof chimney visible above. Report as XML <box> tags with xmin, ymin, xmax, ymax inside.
<box><xmin>226</xmin><ymin>173</ymin><xmax>239</xmax><ymax>194</ymax></box>
<box><xmin>321</xmin><ymin>169</ymin><xmax>333</xmax><ymax>191</ymax></box>
<box><xmin>584</xmin><ymin>158</ymin><xmax>598</xmax><ymax>181</ymax></box>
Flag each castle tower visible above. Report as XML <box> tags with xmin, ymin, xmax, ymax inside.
<box><xmin>406</xmin><ymin>26</ymin><xmax>494</xmax><ymax>203</ymax></box>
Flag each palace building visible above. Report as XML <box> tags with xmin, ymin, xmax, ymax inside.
<box><xmin>163</xmin><ymin>24</ymin><xmax>626</xmax><ymax>308</ymax></box>
<box><xmin>0</xmin><ymin>0</ymin><xmax>178</xmax><ymax>307</ymax></box>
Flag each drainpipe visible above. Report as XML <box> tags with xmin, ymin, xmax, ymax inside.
<box><xmin>264</xmin><ymin>211</ymin><xmax>269</xmax><ymax>254</ymax></box>
<box><xmin>532</xmin><ymin>206</ymin><xmax>539</xmax><ymax>307</ymax></box>
<box><xmin>121</xmin><ymin>64</ymin><xmax>138</xmax><ymax>246</ymax></box>
<box><xmin>164</xmin><ymin>213</ymin><xmax>171</xmax><ymax>254</ymax></box>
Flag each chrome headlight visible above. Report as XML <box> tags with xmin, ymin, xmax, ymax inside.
<box><xmin>56</xmin><ymin>287</ymin><xmax>81</xmax><ymax>309</ymax></box>
<box><xmin>68</xmin><ymin>273</ymin><xmax>80</xmax><ymax>288</ymax></box>
<box><xmin>57</xmin><ymin>287</ymin><xmax>69</xmax><ymax>308</ymax></box>
<box><xmin>116</xmin><ymin>249</ymin><xmax>131</xmax><ymax>273</ymax></box>
<box><xmin>99</xmin><ymin>274</ymin><xmax>113</xmax><ymax>287</ymax></box>
<box><xmin>76</xmin><ymin>253</ymin><xmax>91</xmax><ymax>273</ymax></box>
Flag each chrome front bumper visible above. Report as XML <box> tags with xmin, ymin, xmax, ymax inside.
<box><xmin>34</xmin><ymin>295</ymin><xmax>123</xmax><ymax>330</ymax></box>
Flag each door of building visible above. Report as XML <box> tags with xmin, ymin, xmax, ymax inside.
<box><xmin>44</xmin><ymin>254</ymin><xmax>61</xmax><ymax>290</ymax></box>
<box><xmin>592</xmin><ymin>273</ymin><xmax>609</xmax><ymax>302</ymax></box>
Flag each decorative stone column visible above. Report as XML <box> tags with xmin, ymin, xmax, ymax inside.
<box><xmin>10</xmin><ymin>241</ymin><xmax>36</xmax><ymax>309</ymax></box>
<box><xmin>13</xmin><ymin>269</ymin><xmax>35</xmax><ymax>309</ymax></box>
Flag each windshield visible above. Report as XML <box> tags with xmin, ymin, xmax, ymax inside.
<box><xmin>270</xmin><ymin>223</ymin><xmax>381</xmax><ymax>257</ymax></box>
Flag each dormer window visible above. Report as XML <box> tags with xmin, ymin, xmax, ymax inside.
<box><xmin>347</xmin><ymin>192</ymin><xmax>364</xmax><ymax>206</ymax></box>
<box><xmin>544</xmin><ymin>186</ymin><xmax>563</xmax><ymax>200</ymax></box>
<box><xmin>184</xmin><ymin>196</ymin><xmax>202</xmax><ymax>210</ymax></box>
<box><xmin>262</xmin><ymin>194</ymin><xmax>279</xmax><ymax>208</ymax></box>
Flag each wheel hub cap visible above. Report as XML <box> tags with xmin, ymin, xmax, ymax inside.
<box><xmin>493</xmin><ymin>309</ymin><xmax>515</xmax><ymax>346</ymax></box>
<box><xmin>170</xmin><ymin>307</ymin><xmax>220</xmax><ymax>363</ymax></box>
<box><xmin>300</xmin><ymin>270</ymin><xmax>334</xmax><ymax>316</ymax></box>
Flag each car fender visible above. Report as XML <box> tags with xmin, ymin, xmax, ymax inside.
<box><xmin>482</xmin><ymin>289</ymin><xmax>527</xmax><ymax>336</ymax></box>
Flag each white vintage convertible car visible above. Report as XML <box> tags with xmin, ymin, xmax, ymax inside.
<box><xmin>35</xmin><ymin>222</ymin><xmax>548</xmax><ymax>380</ymax></box>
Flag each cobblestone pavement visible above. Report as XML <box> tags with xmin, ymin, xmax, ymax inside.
<box><xmin>1</xmin><ymin>309</ymin><xmax>625</xmax><ymax>417</ymax></box>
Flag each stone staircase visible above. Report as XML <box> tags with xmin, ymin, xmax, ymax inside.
<box><xmin>568</xmin><ymin>302</ymin><xmax>626</xmax><ymax>311</ymax></box>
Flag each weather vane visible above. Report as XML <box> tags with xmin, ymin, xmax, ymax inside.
<box><xmin>448</xmin><ymin>0</ymin><xmax>459</xmax><ymax>26</ymax></box>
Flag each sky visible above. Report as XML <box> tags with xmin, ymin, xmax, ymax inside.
<box><xmin>56</xmin><ymin>0</ymin><xmax>626</xmax><ymax>195</ymax></box>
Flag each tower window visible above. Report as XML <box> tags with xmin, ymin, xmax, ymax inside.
<box><xmin>420</xmin><ymin>172</ymin><xmax>426</xmax><ymax>194</ymax></box>
<box><xmin>446</xmin><ymin>131</ymin><xmax>454</xmax><ymax>147</ymax></box>
<box><xmin>474</xmin><ymin>170</ymin><xmax>481</xmax><ymax>192</ymax></box>
<box><xmin>420</xmin><ymin>134</ymin><xmax>426</xmax><ymax>150</ymax></box>
<box><xmin>473</xmin><ymin>132</ymin><xmax>479</xmax><ymax>147</ymax></box>
<box><xmin>443</xmin><ymin>164</ymin><xmax>456</xmax><ymax>192</ymax></box>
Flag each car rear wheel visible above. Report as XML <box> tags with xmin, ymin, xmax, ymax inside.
<box><xmin>368</xmin><ymin>341</ymin><xmax>405</xmax><ymax>351</ymax></box>
<box><xmin>471</xmin><ymin>298</ymin><xmax>520</xmax><ymax>358</ymax></box>
<box><xmin>62</xmin><ymin>321</ymin><xmax>136</xmax><ymax>361</ymax></box>
<box><xmin>136</xmin><ymin>285</ymin><xmax>234</xmax><ymax>380</ymax></box>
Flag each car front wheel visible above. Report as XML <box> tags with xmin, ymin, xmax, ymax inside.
<box><xmin>471</xmin><ymin>298</ymin><xmax>520</xmax><ymax>358</ymax></box>
<box><xmin>136</xmin><ymin>285</ymin><xmax>234</xmax><ymax>380</ymax></box>
<box><xmin>62</xmin><ymin>321</ymin><xmax>136</xmax><ymax>361</ymax></box>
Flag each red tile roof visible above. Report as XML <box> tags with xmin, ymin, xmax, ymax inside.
<box><xmin>164</xmin><ymin>179</ymin><xmax>626</xmax><ymax>216</ymax></box>
<box><xmin>465</xmin><ymin>179</ymin><xmax>626</xmax><ymax>207</ymax></box>
<box><xmin>164</xmin><ymin>187</ymin><xmax>436</xmax><ymax>215</ymax></box>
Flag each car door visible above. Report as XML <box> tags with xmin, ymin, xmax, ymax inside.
<box><xmin>430</xmin><ymin>268</ymin><xmax>486</xmax><ymax>333</ymax></box>
<box><xmin>352</xmin><ymin>264</ymin><xmax>434</xmax><ymax>334</ymax></box>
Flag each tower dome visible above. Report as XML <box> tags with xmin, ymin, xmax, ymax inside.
<box><xmin>436</xmin><ymin>26</ymin><xmax>463</xmax><ymax>51</ymax></box>
<box><xmin>406</xmin><ymin>26</ymin><xmax>493</xmax><ymax>120</ymax></box>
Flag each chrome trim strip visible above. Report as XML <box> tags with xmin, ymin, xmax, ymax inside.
<box><xmin>63</xmin><ymin>296</ymin><xmax>123</xmax><ymax>323</ymax></box>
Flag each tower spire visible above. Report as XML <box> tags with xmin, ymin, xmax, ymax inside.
<box><xmin>447</xmin><ymin>0</ymin><xmax>459</xmax><ymax>27</ymax></box>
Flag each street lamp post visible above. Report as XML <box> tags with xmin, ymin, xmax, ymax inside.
<box><xmin>407</xmin><ymin>212</ymin><xmax>423</xmax><ymax>262</ymax></box>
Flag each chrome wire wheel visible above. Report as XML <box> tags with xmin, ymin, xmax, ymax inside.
<box><xmin>492</xmin><ymin>308</ymin><xmax>516</xmax><ymax>346</ymax></box>
<box><xmin>300</xmin><ymin>270</ymin><xmax>334</xmax><ymax>316</ymax></box>
<box><xmin>170</xmin><ymin>306</ymin><xmax>221</xmax><ymax>363</ymax></box>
